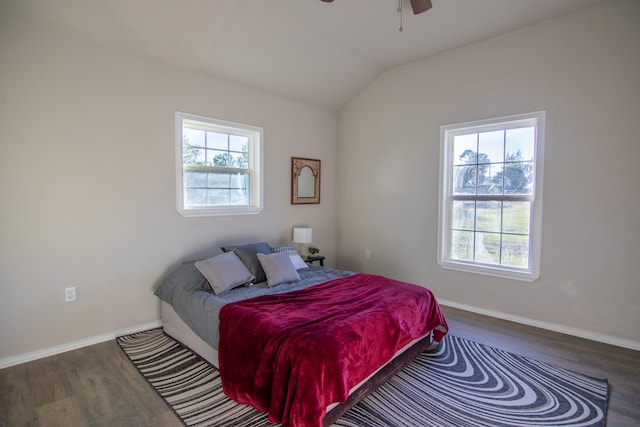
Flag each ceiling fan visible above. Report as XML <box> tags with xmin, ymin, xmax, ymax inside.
<box><xmin>320</xmin><ymin>0</ymin><xmax>433</xmax><ymax>15</ymax></box>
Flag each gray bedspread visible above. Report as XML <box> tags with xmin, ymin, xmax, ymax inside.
<box><xmin>154</xmin><ymin>262</ymin><xmax>354</xmax><ymax>349</ymax></box>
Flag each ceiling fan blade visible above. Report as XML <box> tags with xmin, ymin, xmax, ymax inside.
<box><xmin>410</xmin><ymin>0</ymin><xmax>432</xmax><ymax>15</ymax></box>
<box><xmin>320</xmin><ymin>0</ymin><xmax>334</xmax><ymax>2</ymax></box>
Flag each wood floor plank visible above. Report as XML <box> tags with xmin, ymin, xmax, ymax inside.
<box><xmin>26</xmin><ymin>357</ymin><xmax>72</xmax><ymax>409</ymax></box>
<box><xmin>35</xmin><ymin>396</ymin><xmax>85</xmax><ymax>427</ymax></box>
<box><xmin>0</xmin><ymin>363</ymin><xmax>38</xmax><ymax>426</ymax></box>
<box><xmin>1</xmin><ymin>307</ymin><xmax>638</xmax><ymax>426</ymax></box>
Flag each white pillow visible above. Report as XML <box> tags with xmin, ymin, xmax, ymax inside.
<box><xmin>269</xmin><ymin>244</ymin><xmax>308</xmax><ymax>270</ymax></box>
<box><xmin>257</xmin><ymin>252</ymin><xmax>301</xmax><ymax>287</ymax></box>
<box><xmin>195</xmin><ymin>252</ymin><xmax>255</xmax><ymax>295</ymax></box>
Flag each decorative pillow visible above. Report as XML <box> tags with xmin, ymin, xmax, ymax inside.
<box><xmin>154</xmin><ymin>262</ymin><xmax>209</xmax><ymax>303</ymax></box>
<box><xmin>269</xmin><ymin>244</ymin><xmax>308</xmax><ymax>270</ymax></box>
<box><xmin>195</xmin><ymin>252</ymin><xmax>255</xmax><ymax>294</ymax></box>
<box><xmin>221</xmin><ymin>242</ymin><xmax>272</xmax><ymax>283</ymax></box>
<box><xmin>257</xmin><ymin>252</ymin><xmax>301</xmax><ymax>287</ymax></box>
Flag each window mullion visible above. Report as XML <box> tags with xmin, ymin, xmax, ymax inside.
<box><xmin>472</xmin><ymin>201</ymin><xmax>477</xmax><ymax>263</ymax></box>
<box><xmin>184</xmin><ymin>165</ymin><xmax>249</xmax><ymax>174</ymax></box>
<box><xmin>451</xmin><ymin>194</ymin><xmax>533</xmax><ymax>202</ymax></box>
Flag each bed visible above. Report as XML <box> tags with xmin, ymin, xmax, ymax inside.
<box><xmin>155</xmin><ymin>242</ymin><xmax>448</xmax><ymax>427</ymax></box>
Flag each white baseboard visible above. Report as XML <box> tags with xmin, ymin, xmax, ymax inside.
<box><xmin>3</xmin><ymin>302</ymin><xmax>639</xmax><ymax>370</ymax></box>
<box><xmin>439</xmin><ymin>299</ymin><xmax>640</xmax><ymax>352</ymax></box>
<box><xmin>0</xmin><ymin>320</ymin><xmax>162</xmax><ymax>370</ymax></box>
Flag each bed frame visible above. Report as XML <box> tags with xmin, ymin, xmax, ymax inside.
<box><xmin>321</xmin><ymin>334</ymin><xmax>432</xmax><ymax>426</ymax></box>
<box><xmin>160</xmin><ymin>301</ymin><xmax>433</xmax><ymax>425</ymax></box>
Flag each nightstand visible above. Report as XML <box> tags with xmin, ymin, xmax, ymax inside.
<box><xmin>305</xmin><ymin>255</ymin><xmax>325</xmax><ymax>266</ymax></box>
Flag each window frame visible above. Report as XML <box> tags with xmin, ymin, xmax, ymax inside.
<box><xmin>438</xmin><ymin>111</ymin><xmax>545</xmax><ymax>282</ymax></box>
<box><xmin>175</xmin><ymin>112</ymin><xmax>263</xmax><ymax>217</ymax></box>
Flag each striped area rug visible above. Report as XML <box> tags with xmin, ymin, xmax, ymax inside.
<box><xmin>117</xmin><ymin>329</ymin><xmax>608</xmax><ymax>427</ymax></box>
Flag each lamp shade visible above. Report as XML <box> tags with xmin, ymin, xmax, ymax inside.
<box><xmin>293</xmin><ymin>227</ymin><xmax>312</xmax><ymax>244</ymax></box>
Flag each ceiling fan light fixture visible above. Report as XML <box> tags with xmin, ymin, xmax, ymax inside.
<box><xmin>320</xmin><ymin>0</ymin><xmax>433</xmax><ymax>32</ymax></box>
<box><xmin>410</xmin><ymin>0</ymin><xmax>432</xmax><ymax>15</ymax></box>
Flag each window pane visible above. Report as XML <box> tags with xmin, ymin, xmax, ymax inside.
<box><xmin>476</xmin><ymin>201</ymin><xmax>501</xmax><ymax>233</ymax></box>
<box><xmin>451</xmin><ymin>230</ymin><xmax>474</xmax><ymax>261</ymax></box>
<box><xmin>502</xmin><ymin>234</ymin><xmax>529</xmax><ymax>268</ymax></box>
<box><xmin>206</xmin><ymin>132</ymin><xmax>228</xmax><ymax>150</ymax></box>
<box><xmin>210</xmin><ymin>150</ymin><xmax>232</xmax><ymax>167</ymax></box>
<box><xmin>453</xmin><ymin>164</ymin><xmax>476</xmax><ymax>194</ymax></box>
<box><xmin>230</xmin><ymin>189</ymin><xmax>250</xmax><ymax>205</ymax></box>
<box><xmin>503</xmin><ymin>202</ymin><xmax>530</xmax><ymax>234</ymax></box>
<box><xmin>183</xmin><ymin>146</ymin><xmax>205</xmax><ymax>165</ymax></box>
<box><xmin>453</xmin><ymin>134</ymin><xmax>477</xmax><ymax>165</ymax></box>
<box><xmin>475</xmin><ymin>232</ymin><xmax>501</xmax><ymax>265</ymax></box>
<box><xmin>504</xmin><ymin>161</ymin><xmax>533</xmax><ymax>195</ymax></box>
<box><xmin>506</xmin><ymin>127</ymin><xmax>535</xmax><ymax>162</ymax></box>
<box><xmin>230</xmin><ymin>152</ymin><xmax>249</xmax><ymax>168</ymax></box>
<box><xmin>230</xmin><ymin>172</ymin><xmax>249</xmax><ymax>189</ymax></box>
<box><xmin>182</xmin><ymin>172</ymin><xmax>251</xmax><ymax>207</ymax></box>
<box><xmin>478</xmin><ymin>130</ymin><xmax>504</xmax><ymax>164</ymax></box>
<box><xmin>207</xmin><ymin>189</ymin><xmax>230</xmax><ymax>205</ymax></box>
<box><xmin>183</xmin><ymin>128</ymin><xmax>205</xmax><ymax>148</ymax></box>
<box><xmin>229</xmin><ymin>135</ymin><xmax>248</xmax><ymax>152</ymax></box>
<box><xmin>185</xmin><ymin>188</ymin><xmax>207</xmax><ymax>205</ymax></box>
<box><xmin>452</xmin><ymin>201</ymin><xmax>475</xmax><ymax>230</ymax></box>
<box><xmin>208</xmin><ymin>172</ymin><xmax>230</xmax><ymax>188</ymax></box>
<box><xmin>185</xmin><ymin>170</ymin><xmax>207</xmax><ymax>187</ymax></box>
<box><xmin>478</xmin><ymin>163</ymin><xmax>504</xmax><ymax>195</ymax></box>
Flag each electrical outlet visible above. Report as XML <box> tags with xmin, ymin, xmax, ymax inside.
<box><xmin>364</xmin><ymin>249</ymin><xmax>371</xmax><ymax>259</ymax></box>
<box><xmin>65</xmin><ymin>287</ymin><xmax>76</xmax><ymax>302</ymax></box>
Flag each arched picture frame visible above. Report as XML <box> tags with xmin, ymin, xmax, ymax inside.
<box><xmin>291</xmin><ymin>157</ymin><xmax>320</xmax><ymax>204</ymax></box>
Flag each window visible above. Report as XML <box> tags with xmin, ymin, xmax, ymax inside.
<box><xmin>438</xmin><ymin>111</ymin><xmax>545</xmax><ymax>281</ymax></box>
<box><xmin>176</xmin><ymin>112</ymin><xmax>263</xmax><ymax>217</ymax></box>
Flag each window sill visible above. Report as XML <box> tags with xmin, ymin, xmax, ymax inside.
<box><xmin>438</xmin><ymin>259</ymin><xmax>539</xmax><ymax>282</ymax></box>
<box><xmin>178</xmin><ymin>205</ymin><xmax>263</xmax><ymax>218</ymax></box>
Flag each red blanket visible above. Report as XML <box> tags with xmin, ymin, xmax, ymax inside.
<box><xmin>218</xmin><ymin>273</ymin><xmax>448</xmax><ymax>427</ymax></box>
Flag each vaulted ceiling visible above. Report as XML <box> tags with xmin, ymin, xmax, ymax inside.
<box><xmin>11</xmin><ymin>0</ymin><xmax>606</xmax><ymax>110</ymax></box>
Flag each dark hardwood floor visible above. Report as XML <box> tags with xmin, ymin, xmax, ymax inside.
<box><xmin>1</xmin><ymin>306</ymin><xmax>638</xmax><ymax>426</ymax></box>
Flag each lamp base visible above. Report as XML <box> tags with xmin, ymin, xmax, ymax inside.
<box><xmin>295</xmin><ymin>243</ymin><xmax>308</xmax><ymax>258</ymax></box>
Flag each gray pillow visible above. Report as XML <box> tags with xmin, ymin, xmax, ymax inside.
<box><xmin>195</xmin><ymin>252</ymin><xmax>255</xmax><ymax>294</ymax></box>
<box><xmin>269</xmin><ymin>244</ymin><xmax>309</xmax><ymax>270</ymax></box>
<box><xmin>154</xmin><ymin>262</ymin><xmax>209</xmax><ymax>303</ymax></box>
<box><xmin>257</xmin><ymin>252</ymin><xmax>301</xmax><ymax>287</ymax></box>
<box><xmin>221</xmin><ymin>242</ymin><xmax>272</xmax><ymax>283</ymax></box>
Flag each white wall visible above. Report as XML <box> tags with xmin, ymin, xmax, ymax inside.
<box><xmin>337</xmin><ymin>0</ymin><xmax>640</xmax><ymax>347</ymax></box>
<box><xmin>0</xmin><ymin>5</ymin><xmax>337</xmax><ymax>361</ymax></box>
